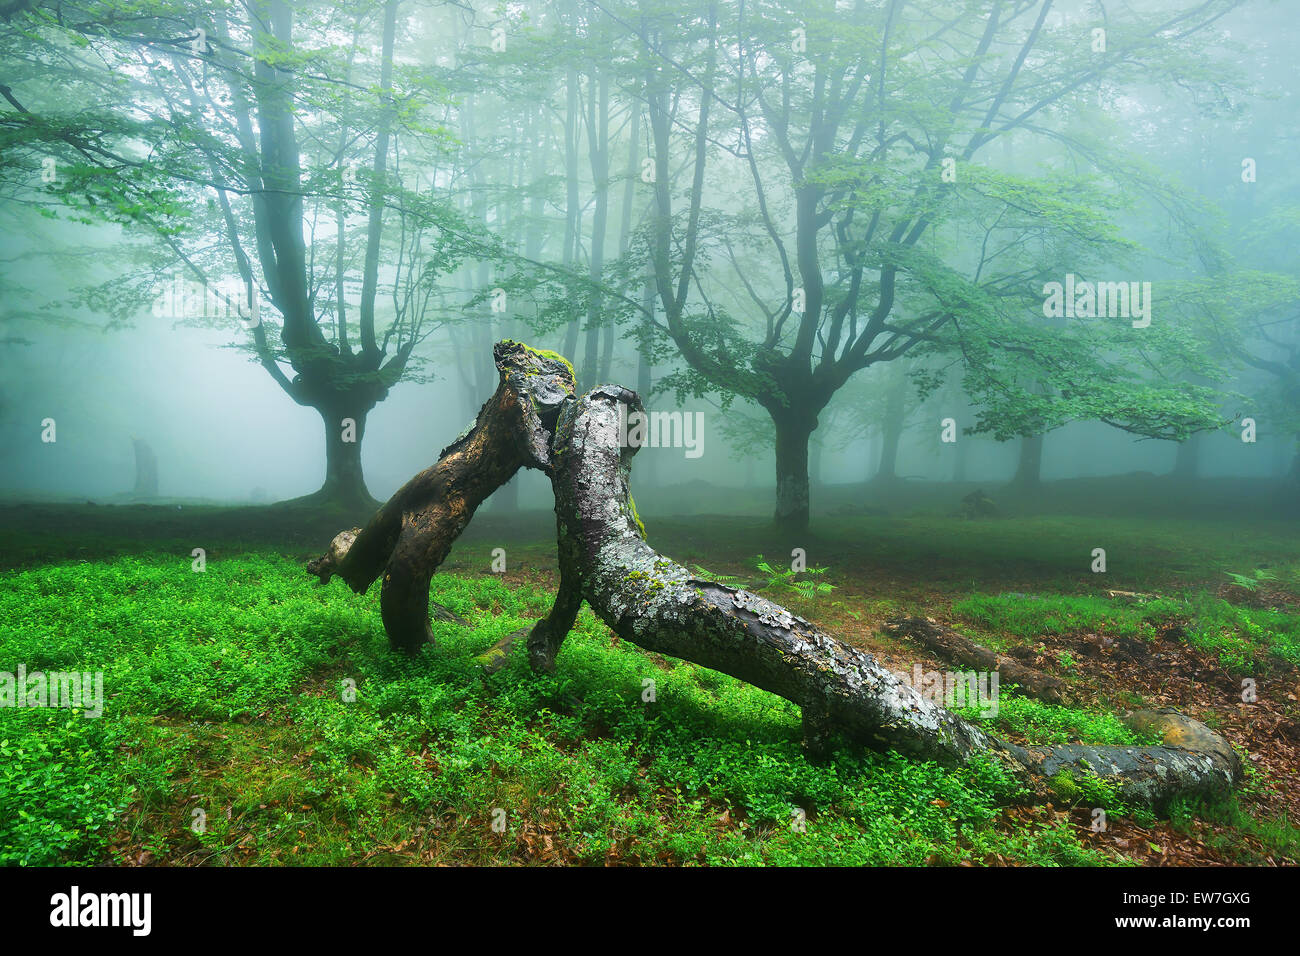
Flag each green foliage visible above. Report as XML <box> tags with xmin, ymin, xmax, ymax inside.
<box><xmin>956</xmin><ymin>592</ymin><xmax>1175</xmax><ymax>640</ymax></box>
<box><xmin>0</xmin><ymin>549</ymin><xmax>1115</xmax><ymax>867</ymax></box>
<box><xmin>497</xmin><ymin>340</ymin><xmax>576</xmax><ymax>383</ymax></box>
<box><xmin>1167</xmin><ymin>797</ymin><xmax>1300</xmax><ymax>865</ymax></box>
<box><xmin>954</xmin><ymin>591</ymin><xmax>1300</xmax><ymax>672</ymax></box>
<box><xmin>751</xmin><ymin>555</ymin><xmax>836</xmax><ymax>599</ymax></box>
<box><xmin>691</xmin><ymin>564</ymin><xmax>741</xmax><ymax>586</ymax></box>
<box><xmin>953</xmin><ymin>691</ymin><xmax>1149</xmax><ymax>749</ymax></box>
<box><xmin>1223</xmin><ymin>568</ymin><xmax>1278</xmax><ymax>591</ymax></box>
<box><xmin>1046</xmin><ymin>766</ymin><xmax>1129</xmax><ymax>813</ymax></box>
<box><xmin>0</xmin><ymin>712</ymin><xmax>135</xmax><ymax>865</ymax></box>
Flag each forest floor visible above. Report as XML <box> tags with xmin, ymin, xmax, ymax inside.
<box><xmin>1</xmin><ymin>480</ymin><xmax>1298</xmax><ymax>866</ymax></box>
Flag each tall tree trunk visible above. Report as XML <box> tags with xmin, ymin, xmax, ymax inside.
<box><xmin>597</xmin><ymin>83</ymin><xmax>643</xmax><ymax>385</ymax></box>
<box><xmin>1172</xmin><ymin>431</ymin><xmax>1201</xmax><ymax>479</ymax></box>
<box><xmin>635</xmin><ymin>272</ymin><xmax>654</xmax><ymax>399</ymax></box>
<box><xmin>581</xmin><ymin>73</ymin><xmax>610</xmax><ymax>387</ymax></box>
<box><xmin>560</xmin><ymin>56</ymin><xmax>582</xmax><ymax>367</ymax></box>
<box><xmin>634</xmin><ymin>267</ymin><xmax>656</xmax><ymax>487</ymax></box>
<box><xmin>598</xmin><ymin>317</ymin><xmax>616</xmax><ymax>383</ymax></box>
<box><xmin>876</xmin><ymin>372</ymin><xmax>906</xmax><ymax>483</ymax></box>
<box><xmin>810</xmin><ymin>434</ymin><xmax>824</xmax><ymax>487</ymax></box>
<box><xmin>131</xmin><ymin>437</ymin><xmax>158</xmax><ymax>497</ymax></box>
<box><xmin>877</xmin><ymin>425</ymin><xmax>901</xmax><ymax>482</ymax></box>
<box><xmin>772</xmin><ymin>412</ymin><xmax>814</xmax><ymax>530</ymax></box>
<box><xmin>866</xmin><ymin>433</ymin><xmax>881</xmax><ymax>480</ymax></box>
<box><xmin>356</xmin><ymin>0</ymin><xmax>400</xmax><ymax>359</ymax></box>
<box><xmin>316</xmin><ymin>404</ymin><xmax>374</xmax><ymax>509</ymax></box>
<box><xmin>1013</xmin><ymin>433</ymin><xmax>1043</xmax><ymax>488</ymax></box>
<box><xmin>228</xmin><ymin>1</ymin><xmax>407</xmax><ymax>510</ymax></box>
<box><xmin>1170</xmin><ymin>373</ymin><xmax>1212</xmax><ymax>480</ymax></box>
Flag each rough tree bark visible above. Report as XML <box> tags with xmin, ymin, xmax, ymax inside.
<box><xmin>314</xmin><ymin>405</ymin><xmax>375</xmax><ymax>510</ymax></box>
<box><xmin>769</xmin><ymin>410</ymin><xmax>816</xmax><ymax>530</ymax></box>
<box><xmin>307</xmin><ymin>341</ymin><xmax>574</xmax><ymax>650</ymax></box>
<box><xmin>308</xmin><ymin>342</ymin><xmax>1240</xmax><ymax>807</ymax></box>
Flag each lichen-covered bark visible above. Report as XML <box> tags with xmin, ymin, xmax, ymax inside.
<box><xmin>533</xmin><ymin>384</ymin><xmax>1239</xmax><ymax>805</ymax></box>
<box><xmin>542</xmin><ymin>386</ymin><xmax>1006</xmax><ymax>765</ymax></box>
<box><xmin>309</xmin><ymin>341</ymin><xmax>1241</xmax><ymax>806</ymax></box>
<box><xmin>307</xmin><ymin>341</ymin><xmax>575</xmax><ymax>651</ymax></box>
<box><xmin>1021</xmin><ymin>739</ymin><xmax>1236</xmax><ymax>806</ymax></box>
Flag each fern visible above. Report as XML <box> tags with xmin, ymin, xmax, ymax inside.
<box><xmin>1225</xmin><ymin>568</ymin><xmax>1277</xmax><ymax>591</ymax></box>
<box><xmin>752</xmin><ymin>555</ymin><xmax>836</xmax><ymax>599</ymax></box>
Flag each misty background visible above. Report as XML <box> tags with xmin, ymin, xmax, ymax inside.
<box><xmin>1</xmin><ymin>0</ymin><xmax>1295</xmax><ymax>518</ymax></box>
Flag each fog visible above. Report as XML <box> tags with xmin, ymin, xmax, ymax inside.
<box><xmin>1</xmin><ymin>0</ymin><xmax>1296</xmax><ymax>521</ymax></box>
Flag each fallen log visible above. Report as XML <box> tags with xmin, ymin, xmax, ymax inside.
<box><xmin>308</xmin><ymin>341</ymin><xmax>1240</xmax><ymax>807</ymax></box>
<box><xmin>883</xmin><ymin>615</ymin><xmax>1070</xmax><ymax>705</ymax></box>
<box><xmin>1017</xmin><ymin>708</ymin><xmax>1241</xmax><ymax>807</ymax></box>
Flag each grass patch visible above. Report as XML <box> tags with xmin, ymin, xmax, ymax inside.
<box><xmin>953</xmin><ymin>592</ymin><xmax>1300</xmax><ymax>673</ymax></box>
<box><xmin>3</xmin><ymin>503</ymin><xmax>1296</xmax><ymax>867</ymax></box>
<box><xmin>1167</xmin><ymin>796</ymin><xmax>1300</xmax><ymax>864</ymax></box>
<box><xmin>954</xmin><ymin>691</ymin><xmax>1154</xmax><ymax>748</ymax></box>
<box><xmin>0</xmin><ymin>549</ymin><xmax>1121</xmax><ymax>867</ymax></box>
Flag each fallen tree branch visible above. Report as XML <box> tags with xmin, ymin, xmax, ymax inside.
<box><xmin>883</xmin><ymin>615</ymin><xmax>1070</xmax><ymax>705</ymax></box>
<box><xmin>308</xmin><ymin>342</ymin><xmax>1240</xmax><ymax>807</ymax></box>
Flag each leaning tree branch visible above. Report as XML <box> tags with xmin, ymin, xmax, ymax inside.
<box><xmin>306</xmin><ymin>341</ymin><xmax>575</xmax><ymax>650</ymax></box>
<box><xmin>309</xmin><ymin>341</ymin><xmax>1240</xmax><ymax>807</ymax></box>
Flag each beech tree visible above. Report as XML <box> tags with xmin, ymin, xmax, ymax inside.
<box><xmin>0</xmin><ymin>0</ymin><xmax>466</xmax><ymax>508</ymax></box>
<box><xmin>594</xmin><ymin>0</ymin><xmax>1243</xmax><ymax>528</ymax></box>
